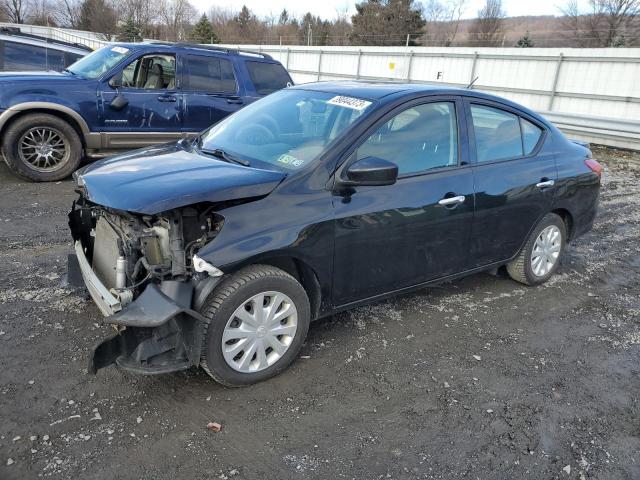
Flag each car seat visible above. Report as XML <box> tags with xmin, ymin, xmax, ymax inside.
<box><xmin>144</xmin><ymin>63</ymin><xmax>164</xmax><ymax>89</ymax></box>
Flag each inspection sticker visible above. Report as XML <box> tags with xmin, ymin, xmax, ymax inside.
<box><xmin>327</xmin><ymin>95</ymin><xmax>372</xmax><ymax>111</ymax></box>
<box><xmin>111</xmin><ymin>46</ymin><xmax>130</xmax><ymax>54</ymax></box>
<box><xmin>277</xmin><ymin>154</ymin><xmax>306</xmax><ymax>168</ymax></box>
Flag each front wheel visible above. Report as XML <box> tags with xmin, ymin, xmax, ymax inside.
<box><xmin>507</xmin><ymin>213</ymin><xmax>566</xmax><ymax>286</ymax></box>
<box><xmin>200</xmin><ymin>265</ymin><xmax>310</xmax><ymax>387</ymax></box>
<box><xmin>1</xmin><ymin>113</ymin><xmax>83</xmax><ymax>182</ymax></box>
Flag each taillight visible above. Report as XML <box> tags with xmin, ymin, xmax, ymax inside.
<box><xmin>585</xmin><ymin>159</ymin><xmax>603</xmax><ymax>179</ymax></box>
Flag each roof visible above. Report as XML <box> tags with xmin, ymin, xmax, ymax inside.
<box><xmin>292</xmin><ymin>81</ymin><xmax>464</xmax><ymax>100</ymax></box>
<box><xmin>291</xmin><ymin>80</ymin><xmax>547</xmax><ymax>124</ymax></box>
<box><xmin>118</xmin><ymin>42</ymin><xmax>274</xmax><ymax>61</ymax></box>
<box><xmin>0</xmin><ymin>27</ymin><xmax>92</xmax><ymax>53</ymax></box>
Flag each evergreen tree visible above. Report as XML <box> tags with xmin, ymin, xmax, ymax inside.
<box><xmin>190</xmin><ymin>14</ymin><xmax>218</xmax><ymax>44</ymax></box>
<box><xmin>117</xmin><ymin>17</ymin><xmax>142</xmax><ymax>42</ymax></box>
<box><xmin>278</xmin><ymin>8</ymin><xmax>289</xmax><ymax>25</ymax></box>
<box><xmin>351</xmin><ymin>0</ymin><xmax>426</xmax><ymax>46</ymax></box>
<box><xmin>516</xmin><ymin>31</ymin><xmax>534</xmax><ymax>47</ymax></box>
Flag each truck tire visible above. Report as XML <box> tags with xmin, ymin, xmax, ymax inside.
<box><xmin>2</xmin><ymin>113</ymin><xmax>83</xmax><ymax>182</ymax></box>
<box><xmin>200</xmin><ymin>265</ymin><xmax>311</xmax><ymax>387</ymax></box>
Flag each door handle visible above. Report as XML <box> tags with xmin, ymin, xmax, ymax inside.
<box><xmin>157</xmin><ymin>94</ymin><xmax>177</xmax><ymax>102</ymax></box>
<box><xmin>438</xmin><ymin>195</ymin><xmax>465</xmax><ymax>206</ymax></box>
<box><xmin>226</xmin><ymin>96</ymin><xmax>243</xmax><ymax>104</ymax></box>
<box><xmin>536</xmin><ymin>179</ymin><xmax>555</xmax><ymax>188</ymax></box>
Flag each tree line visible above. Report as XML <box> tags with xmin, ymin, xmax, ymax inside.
<box><xmin>1</xmin><ymin>0</ymin><xmax>638</xmax><ymax>47</ymax></box>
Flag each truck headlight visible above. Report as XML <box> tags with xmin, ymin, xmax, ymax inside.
<box><xmin>193</xmin><ymin>254</ymin><xmax>223</xmax><ymax>277</ymax></box>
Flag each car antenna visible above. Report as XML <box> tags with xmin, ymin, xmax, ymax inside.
<box><xmin>466</xmin><ymin>76</ymin><xmax>479</xmax><ymax>89</ymax></box>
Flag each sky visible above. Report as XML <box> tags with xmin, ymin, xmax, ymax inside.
<box><xmin>190</xmin><ymin>0</ymin><xmax>593</xmax><ymax>20</ymax></box>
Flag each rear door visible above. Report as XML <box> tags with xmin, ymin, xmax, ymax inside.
<box><xmin>465</xmin><ymin>99</ymin><xmax>556</xmax><ymax>267</ymax></box>
<box><xmin>181</xmin><ymin>53</ymin><xmax>243</xmax><ymax>132</ymax></box>
<box><xmin>332</xmin><ymin>97</ymin><xmax>475</xmax><ymax>306</ymax></box>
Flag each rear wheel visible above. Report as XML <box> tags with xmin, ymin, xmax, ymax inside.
<box><xmin>200</xmin><ymin>265</ymin><xmax>310</xmax><ymax>387</ymax></box>
<box><xmin>2</xmin><ymin>114</ymin><xmax>82</xmax><ymax>182</ymax></box>
<box><xmin>507</xmin><ymin>213</ymin><xmax>566</xmax><ymax>285</ymax></box>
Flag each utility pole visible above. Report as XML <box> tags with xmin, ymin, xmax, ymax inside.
<box><xmin>308</xmin><ymin>24</ymin><xmax>312</xmax><ymax>46</ymax></box>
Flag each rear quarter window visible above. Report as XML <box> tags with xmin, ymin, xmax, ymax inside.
<box><xmin>4</xmin><ymin>41</ymin><xmax>46</xmax><ymax>71</ymax></box>
<box><xmin>246</xmin><ymin>61</ymin><xmax>291</xmax><ymax>95</ymax></box>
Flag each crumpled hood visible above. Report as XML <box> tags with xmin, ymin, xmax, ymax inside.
<box><xmin>77</xmin><ymin>142</ymin><xmax>286</xmax><ymax>215</ymax></box>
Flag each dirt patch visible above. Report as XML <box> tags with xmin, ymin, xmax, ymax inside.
<box><xmin>0</xmin><ymin>146</ymin><xmax>638</xmax><ymax>479</ymax></box>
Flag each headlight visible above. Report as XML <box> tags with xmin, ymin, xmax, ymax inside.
<box><xmin>193</xmin><ymin>254</ymin><xmax>223</xmax><ymax>277</ymax></box>
<box><xmin>73</xmin><ymin>170</ymin><xmax>85</xmax><ymax>187</ymax></box>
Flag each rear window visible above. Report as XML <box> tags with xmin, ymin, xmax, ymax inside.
<box><xmin>186</xmin><ymin>55</ymin><xmax>236</xmax><ymax>94</ymax></box>
<box><xmin>246</xmin><ymin>61</ymin><xmax>291</xmax><ymax>95</ymax></box>
<box><xmin>4</xmin><ymin>41</ymin><xmax>46</xmax><ymax>71</ymax></box>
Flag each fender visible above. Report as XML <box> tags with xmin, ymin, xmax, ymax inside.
<box><xmin>0</xmin><ymin>102</ymin><xmax>100</xmax><ymax>149</ymax></box>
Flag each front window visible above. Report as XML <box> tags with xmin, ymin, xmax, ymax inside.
<box><xmin>66</xmin><ymin>45</ymin><xmax>133</xmax><ymax>79</ymax></box>
<box><xmin>198</xmin><ymin>89</ymin><xmax>374</xmax><ymax>171</ymax></box>
<box><xmin>356</xmin><ymin>102</ymin><xmax>458</xmax><ymax>176</ymax></box>
<box><xmin>117</xmin><ymin>54</ymin><xmax>176</xmax><ymax>89</ymax></box>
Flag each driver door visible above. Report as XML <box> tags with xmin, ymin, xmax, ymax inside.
<box><xmin>331</xmin><ymin>98</ymin><xmax>475</xmax><ymax>306</ymax></box>
<box><xmin>98</xmin><ymin>53</ymin><xmax>184</xmax><ymax>149</ymax></box>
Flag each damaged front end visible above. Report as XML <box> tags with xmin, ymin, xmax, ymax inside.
<box><xmin>69</xmin><ymin>196</ymin><xmax>225</xmax><ymax>375</ymax></box>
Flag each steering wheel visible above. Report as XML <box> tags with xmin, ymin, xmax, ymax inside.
<box><xmin>234</xmin><ymin>123</ymin><xmax>275</xmax><ymax>145</ymax></box>
<box><xmin>234</xmin><ymin>114</ymin><xmax>280</xmax><ymax>145</ymax></box>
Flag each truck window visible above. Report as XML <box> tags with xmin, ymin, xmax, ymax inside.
<box><xmin>246</xmin><ymin>61</ymin><xmax>292</xmax><ymax>95</ymax></box>
<box><xmin>4</xmin><ymin>41</ymin><xmax>46</xmax><ymax>71</ymax></box>
<box><xmin>185</xmin><ymin>55</ymin><xmax>236</xmax><ymax>94</ymax></box>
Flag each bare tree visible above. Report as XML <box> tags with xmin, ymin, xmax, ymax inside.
<box><xmin>423</xmin><ymin>0</ymin><xmax>467</xmax><ymax>46</ymax></box>
<box><xmin>468</xmin><ymin>0</ymin><xmax>505</xmax><ymax>47</ymax></box>
<box><xmin>113</xmin><ymin>0</ymin><xmax>160</xmax><ymax>37</ymax></box>
<box><xmin>0</xmin><ymin>0</ymin><xmax>30</xmax><ymax>23</ymax></box>
<box><xmin>54</xmin><ymin>0</ymin><xmax>81</xmax><ymax>27</ymax></box>
<box><xmin>159</xmin><ymin>0</ymin><xmax>196</xmax><ymax>41</ymax></box>
<box><xmin>28</xmin><ymin>0</ymin><xmax>57</xmax><ymax>25</ymax></box>
<box><xmin>559</xmin><ymin>0</ymin><xmax>582</xmax><ymax>46</ymax></box>
<box><xmin>588</xmin><ymin>0</ymin><xmax>640</xmax><ymax>46</ymax></box>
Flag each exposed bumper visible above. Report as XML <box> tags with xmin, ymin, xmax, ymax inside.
<box><xmin>87</xmin><ymin>283</ymin><xmax>212</xmax><ymax>375</ymax></box>
<box><xmin>74</xmin><ymin>240</ymin><xmax>121</xmax><ymax>316</ymax></box>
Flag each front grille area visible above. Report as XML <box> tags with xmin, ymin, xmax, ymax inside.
<box><xmin>92</xmin><ymin>217</ymin><xmax>121</xmax><ymax>290</ymax></box>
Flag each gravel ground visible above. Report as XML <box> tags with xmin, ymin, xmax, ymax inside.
<box><xmin>0</xmin><ymin>146</ymin><xmax>638</xmax><ymax>480</ymax></box>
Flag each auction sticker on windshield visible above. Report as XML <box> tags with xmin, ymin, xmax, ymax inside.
<box><xmin>327</xmin><ymin>96</ymin><xmax>372</xmax><ymax>111</ymax></box>
<box><xmin>111</xmin><ymin>46</ymin><xmax>130</xmax><ymax>54</ymax></box>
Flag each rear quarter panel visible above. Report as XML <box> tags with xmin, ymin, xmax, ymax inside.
<box><xmin>551</xmin><ymin>135</ymin><xmax>600</xmax><ymax>239</ymax></box>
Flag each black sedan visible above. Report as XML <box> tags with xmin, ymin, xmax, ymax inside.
<box><xmin>69</xmin><ymin>82</ymin><xmax>601</xmax><ymax>386</ymax></box>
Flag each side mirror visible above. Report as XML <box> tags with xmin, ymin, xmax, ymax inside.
<box><xmin>342</xmin><ymin>156</ymin><xmax>398</xmax><ymax>187</ymax></box>
<box><xmin>109</xmin><ymin>93</ymin><xmax>129</xmax><ymax>111</ymax></box>
<box><xmin>108</xmin><ymin>74</ymin><xmax>123</xmax><ymax>89</ymax></box>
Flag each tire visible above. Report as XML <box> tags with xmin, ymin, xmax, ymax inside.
<box><xmin>200</xmin><ymin>264</ymin><xmax>311</xmax><ymax>387</ymax></box>
<box><xmin>1</xmin><ymin>113</ymin><xmax>83</xmax><ymax>182</ymax></box>
<box><xmin>507</xmin><ymin>213</ymin><xmax>566</xmax><ymax>286</ymax></box>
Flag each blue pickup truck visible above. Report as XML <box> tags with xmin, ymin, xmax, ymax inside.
<box><xmin>0</xmin><ymin>42</ymin><xmax>292</xmax><ymax>181</ymax></box>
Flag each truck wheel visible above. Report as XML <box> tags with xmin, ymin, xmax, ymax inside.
<box><xmin>507</xmin><ymin>213</ymin><xmax>566</xmax><ymax>286</ymax></box>
<box><xmin>200</xmin><ymin>265</ymin><xmax>310</xmax><ymax>387</ymax></box>
<box><xmin>2</xmin><ymin>113</ymin><xmax>82</xmax><ymax>182</ymax></box>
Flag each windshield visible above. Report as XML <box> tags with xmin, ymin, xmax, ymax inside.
<box><xmin>198</xmin><ymin>89</ymin><xmax>374</xmax><ymax>171</ymax></box>
<box><xmin>67</xmin><ymin>45</ymin><xmax>132</xmax><ymax>79</ymax></box>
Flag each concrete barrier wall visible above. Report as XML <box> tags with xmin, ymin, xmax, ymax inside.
<box><xmin>224</xmin><ymin>44</ymin><xmax>640</xmax><ymax>150</ymax></box>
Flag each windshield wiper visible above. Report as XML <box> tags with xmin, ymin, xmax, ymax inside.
<box><xmin>63</xmin><ymin>68</ymin><xmax>76</xmax><ymax>76</ymax></box>
<box><xmin>200</xmin><ymin>147</ymin><xmax>250</xmax><ymax>167</ymax></box>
